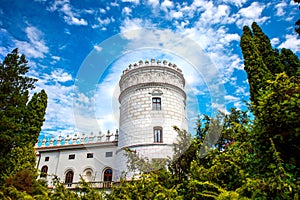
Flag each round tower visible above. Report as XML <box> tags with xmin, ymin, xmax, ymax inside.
<box><xmin>115</xmin><ymin>58</ymin><xmax>187</xmax><ymax>178</ymax></box>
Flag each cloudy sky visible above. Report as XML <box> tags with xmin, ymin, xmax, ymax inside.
<box><xmin>0</xmin><ymin>0</ymin><xmax>299</xmax><ymax>138</ymax></box>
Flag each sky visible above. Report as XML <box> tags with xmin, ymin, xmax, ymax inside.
<box><xmin>0</xmin><ymin>0</ymin><xmax>299</xmax><ymax>139</ymax></box>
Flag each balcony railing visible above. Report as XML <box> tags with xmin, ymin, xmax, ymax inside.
<box><xmin>64</xmin><ymin>181</ymin><xmax>113</xmax><ymax>189</ymax></box>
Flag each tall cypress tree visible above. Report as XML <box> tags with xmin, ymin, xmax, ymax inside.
<box><xmin>240</xmin><ymin>25</ymin><xmax>272</xmax><ymax>109</ymax></box>
<box><xmin>252</xmin><ymin>22</ymin><xmax>284</xmax><ymax>74</ymax></box>
<box><xmin>240</xmin><ymin>22</ymin><xmax>300</xmax><ymax>168</ymax></box>
<box><xmin>279</xmin><ymin>48</ymin><xmax>300</xmax><ymax>77</ymax></box>
<box><xmin>0</xmin><ymin>49</ymin><xmax>47</xmax><ymax>185</ymax></box>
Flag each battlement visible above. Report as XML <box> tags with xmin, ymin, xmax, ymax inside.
<box><xmin>35</xmin><ymin>129</ymin><xmax>118</xmax><ymax>148</ymax></box>
<box><xmin>121</xmin><ymin>58</ymin><xmax>182</xmax><ymax>76</ymax></box>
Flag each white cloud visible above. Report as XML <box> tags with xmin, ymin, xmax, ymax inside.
<box><xmin>171</xmin><ymin>11</ymin><xmax>183</xmax><ymax>19</ymax></box>
<box><xmin>100</xmin><ymin>8</ymin><xmax>106</xmax><ymax>14</ymax></box>
<box><xmin>52</xmin><ymin>55</ymin><xmax>61</xmax><ymax>61</ymax></box>
<box><xmin>148</xmin><ymin>0</ymin><xmax>159</xmax><ymax>8</ymax></box>
<box><xmin>64</xmin><ymin>16</ymin><xmax>88</xmax><ymax>26</ymax></box>
<box><xmin>110</xmin><ymin>2</ymin><xmax>119</xmax><ymax>7</ymax></box>
<box><xmin>161</xmin><ymin>0</ymin><xmax>174</xmax><ymax>12</ymax></box>
<box><xmin>122</xmin><ymin>7</ymin><xmax>132</xmax><ymax>15</ymax></box>
<box><xmin>94</xmin><ymin>45</ymin><xmax>102</xmax><ymax>52</ymax></box>
<box><xmin>93</xmin><ymin>17</ymin><xmax>113</xmax><ymax>29</ymax></box>
<box><xmin>235</xmin><ymin>2</ymin><xmax>269</xmax><ymax>27</ymax></box>
<box><xmin>271</xmin><ymin>37</ymin><xmax>280</xmax><ymax>46</ymax></box>
<box><xmin>48</xmin><ymin>0</ymin><xmax>88</xmax><ymax>26</ymax></box>
<box><xmin>50</xmin><ymin>68</ymin><xmax>73</xmax><ymax>82</ymax></box>
<box><xmin>279</xmin><ymin>34</ymin><xmax>300</xmax><ymax>52</ymax></box>
<box><xmin>220</xmin><ymin>33</ymin><xmax>240</xmax><ymax>44</ymax></box>
<box><xmin>199</xmin><ymin>4</ymin><xmax>232</xmax><ymax>25</ymax></box>
<box><xmin>275</xmin><ymin>2</ymin><xmax>287</xmax><ymax>17</ymax></box>
<box><xmin>225</xmin><ymin>95</ymin><xmax>242</xmax><ymax>108</ymax></box>
<box><xmin>121</xmin><ymin>0</ymin><xmax>139</xmax><ymax>4</ymax></box>
<box><xmin>14</xmin><ymin>26</ymin><xmax>49</xmax><ymax>58</ymax></box>
<box><xmin>120</xmin><ymin>18</ymin><xmax>145</xmax><ymax>34</ymax></box>
<box><xmin>220</xmin><ymin>0</ymin><xmax>248</xmax><ymax>7</ymax></box>
<box><xmin>32</xmin><ymin>71</ymin><xmax>76</xmax><ymax>137</ymax></box>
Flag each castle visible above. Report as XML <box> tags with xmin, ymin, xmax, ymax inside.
<box><xmin>35</xmin><ymin>59</ymin><xmax>187</xmax><ymax>188</ymax></box>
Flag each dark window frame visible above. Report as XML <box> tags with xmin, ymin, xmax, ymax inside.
<box><xmin>154</xmin><ymin>127</ymin><xmax>163</xmax><ymax>143</ymax></box>
<box><xmin>87</xmin><ymin>153</ymin><xmax>93</xmax><ymax>158</ymax></box>
<box><xmin>45</xmin><ymin>156</ymin><xmax>49</xmax><ymax>162</ymax></box>
<box><xmin>103</xmin><ymin>168</ymin><xmax>113</xmax><ymax>182</ymax></box>
<box><xmin>68</xmin><ymin>154</ymin><xmax>75</xmax><ymax>160</ymax></box>
<box><xmin>105</xmin><ymin>152</ymin><xmax>113</xmax><ymax>157</ymax></box>
<box><xmin>152</xmin><ymin>97</ymin><xmax>161</xmax><ymax>110</ymax></box>
<box><xmin>65</xmin><ymin>170</ymin><xmax>74</xmax><ymax>187</ymax></box>
<box><xmin>41</xmin><ymin>165</ymin><xmax>48</xmax><ymax>178</ymax></box>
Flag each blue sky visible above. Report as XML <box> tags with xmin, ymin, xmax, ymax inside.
<box><xmin>0</xmin><ymin>0</ymin><xmax>299</xmax><ymax>138</ymax></box>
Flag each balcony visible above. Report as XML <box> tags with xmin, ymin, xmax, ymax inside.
<box><xmin>63</xmin><ymin>181</ymin><xmax>113</xmax><ymax>189</ymax></box>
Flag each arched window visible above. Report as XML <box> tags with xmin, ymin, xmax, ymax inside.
<box><xmin>40</xmin><ymin>165</ymin><xmax>48</xmax><ymax>178</ymax></box>
<box><xmin>65</xmin><ymin>170</ymin><xmax>74</xmax><ymax>187</ymax></box>
<box><xmin>83</xmin><ymin>168</ymin><xmax>93</xmax><ymax>182</ymax></box>
<box><xmin>152</xmin><ymin>97</ymin><xmax>161</xmax><ymax>110</ymax></box>
<box><xmin>154</xmin><ymin>127</ymin><xmax>163</xmax><ymax>143</ymax></box>
<box><xmin>103</xmin><ymin>168</ymin><xmax>112</xmax><ymax>181</ymax></box>
<box><xmin>103</xmin><ymin>168</ymin><xmax>113</xmax><ymax>188</ymax></box>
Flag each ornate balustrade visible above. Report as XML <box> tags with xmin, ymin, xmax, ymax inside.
<box><xmin>63</xmin><ymin>181</ymin><xmax>113</xmax><ymax>189</ymax></box>
<box><xmin>36</xmin><ymin>129</ymin><xmax>118</xmax><ymax>148</ymax></box>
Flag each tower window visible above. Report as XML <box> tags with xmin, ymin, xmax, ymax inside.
<box><xmin>45</xmin><ymin>156</ymin><xmax>49</xmax><ymax>161</ymax></box>
<box><xmin>152</xmin><ymin>97</ymin><xmax>161</xmax><ymax>110</ymax></box>
<box><xmin>154</xmin><ymin>127</ymin><xmax>163</xmax><ymax>143</ymax></box>
<box><xmin>68</xmin><ymin>154</ymin><xmax>75</xmax><ymax>160</ymax></box>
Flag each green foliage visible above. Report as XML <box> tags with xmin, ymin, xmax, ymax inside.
<box><xmin>76</xmin><ymin>177</ymin><xmax>105</xmax><ymax>200</ymax></box>
<box><xmin>49</xmin><ymin>176</ymin><xmax>79</xmax><ymax>200</ymax></box>
<box><xmin>0</xmin><ymin>48</ymin><xmax>48</xmax><ymax>186</ymax></box>
<box><xmin>108</xmin><ymin>172</ymin><xmax>183</xmax><ymax>200</ymax></box>
<box><xmin>1</xmin><ymin>169</ymin><xmax>49</xmax><ymax>200</ymax></box>
<box><xmin>124</xmin><ymin>147</ymin><xmax>168</xmax><ymax>174</ymax></box>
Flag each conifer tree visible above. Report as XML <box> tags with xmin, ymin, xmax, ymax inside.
<box><xmin>240</xmin><ymin>22</ymin><xmax>300</xmax><ymax>168</ymax></box>
<box><xmin>0</xmin><ymin>48</ymin><xmax>47</xmax><ymax>185</ymax></box>
<box><xmin>252</xmin><ymin>22</ymin><xmax>284</xmax><ymax>74</ymax></box>
<box><xmin>240</xmin><ymin>25</ymin><xmax>272</xmax><ymax>108</ymax></box>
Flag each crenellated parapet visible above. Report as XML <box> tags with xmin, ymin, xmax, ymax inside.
<box><xmin>121</xmin><ymin>58</ymin><xmax>183</xmax><ymax>76</ymax></box>
<box><xmin>119</xmin><ymin>59</ymin><xmax>185</xmax><ymax>98</ymax></box>
<box><xmin>36</xmin><ymin>129</ymin><xmax>119</xmax><ymax>148</ymax></box>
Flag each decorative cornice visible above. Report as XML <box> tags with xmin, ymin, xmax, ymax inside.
<box><xmin>119</xmin><ymin>82</ymin><xmax>186</xmax><ymax>103</ymax></box>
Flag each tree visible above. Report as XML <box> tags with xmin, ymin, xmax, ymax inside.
<box><xmin>0</xmin><ymin>48</ymin><xmax>47</xmax><ymax>185</ymax></box>
<box><xmin>240</xmin><ymin>22</ymin><xmax>300</xmax><ymax>166</ymax></box>
<box><xmin>294</xmin><ymin>0</ymin><xmax>300</xmax><ymax>35</ymax></box>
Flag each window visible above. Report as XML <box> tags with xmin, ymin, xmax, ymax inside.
<box><xmin>152</xmin><ymin>97</ymin><xmax>161</xmax><ymax>110</ymax></box>
<box><xmin>83</xmin><ymin>168</ymin><xmax>93</xmax><ymax>182</ymax></box>
<box><xmin>65</xmin><ymin>170</ymin><xmax>74</xmax><ymax>187</ymax></box>
<box><xmin>87</xmin><ymin>153</ymin><xmax>93</xmax><ymax>158</ymax></box>
<box><xmin>40</xmin><ymin>165</ymin><xmax>48</xmax><ymax>178</ymax></box>
<box><xmin>45</xmin><ymin>156</ymin><xmax>49</xmax><ymax>161</ymax></box>
<box><xmin>103</xmin><ymin>168</ymin><xmax>113</xmax><ymax>188</ymax></box>
<box><xmin>105</xmin><ymin>152</ymin><xmax>113</xmax><ymax>157</ymax></box>
<box><xmin>68</xmin><ymin>154</ymin><xmax>75</xmax><ymax>160</ymax></box>
<box><xmin>154</xmin><ymin>127</ymin><xmax>163</xmax><ymax>143</ymax></box>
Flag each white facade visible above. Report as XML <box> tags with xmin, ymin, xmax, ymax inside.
<box><xmin>35</xmin><ymin>59</ymin><xmax>187</xmax><ymax>187</ymax></box>
<box><xmin>35</xmin><ymin>132</ymin><xmax>118</xmax><ymax>188</ymax></box>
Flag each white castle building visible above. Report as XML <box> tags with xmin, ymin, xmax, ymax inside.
<box><xmin>35</xmin><ymin>59</ymin><xmax>187</xmax><ymax>189</ymax></box>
